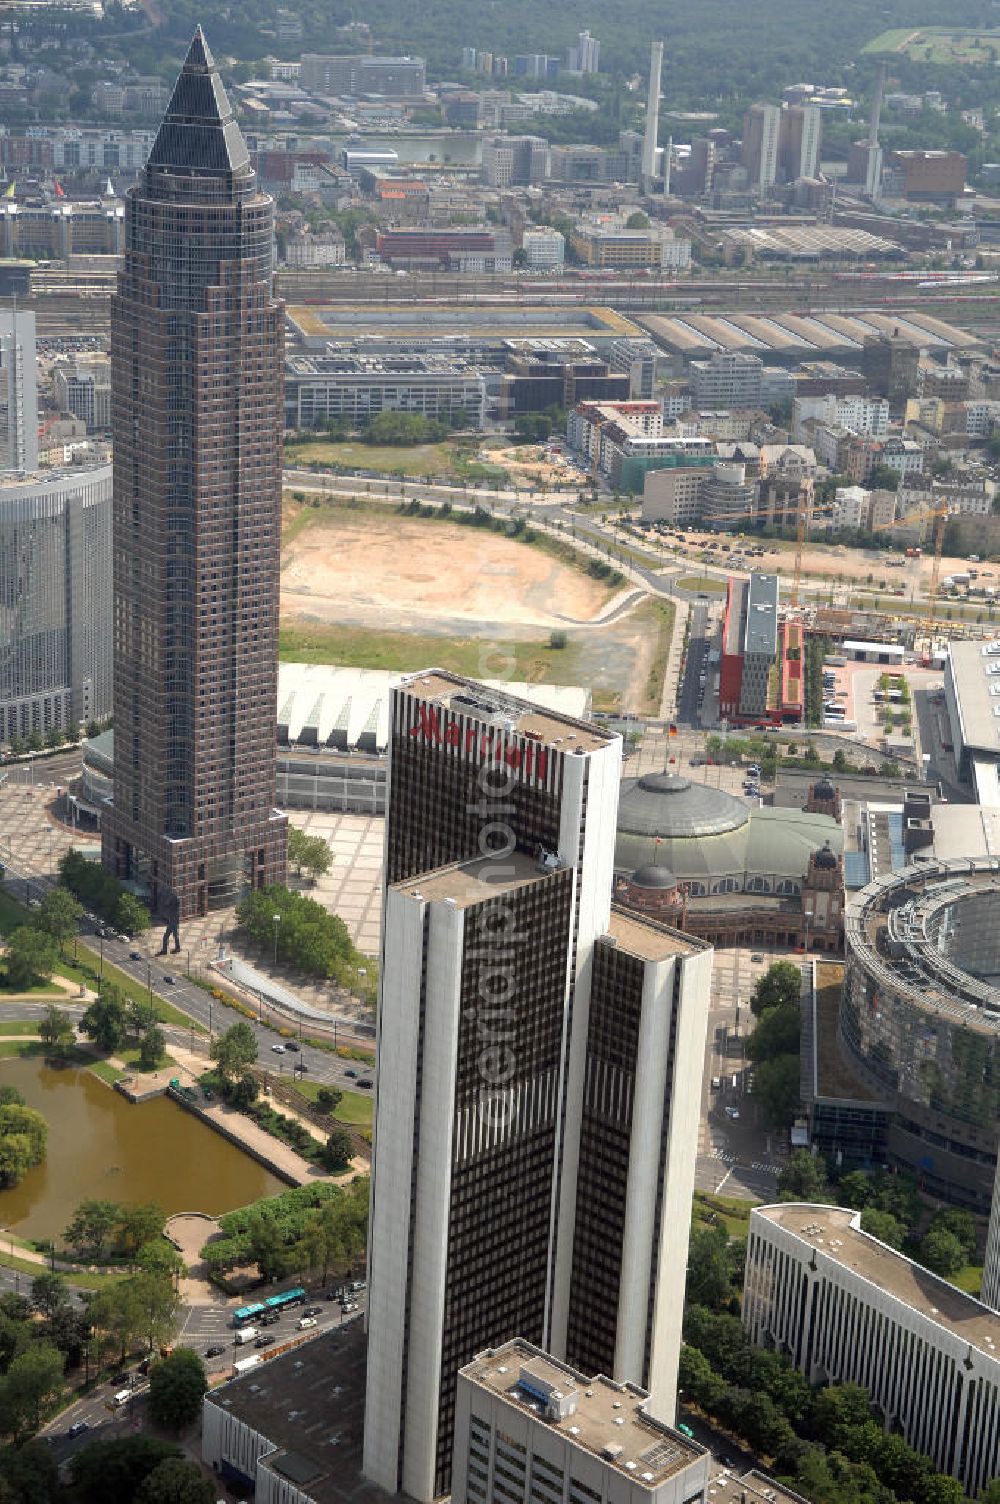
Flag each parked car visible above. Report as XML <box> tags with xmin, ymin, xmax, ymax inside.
<box><xmin>285</xmin><ymin>1040</ymin><xmax>300</xmax><ymax>1051</ymax></box>
<box><xmin>358</xmin><ymin>1078</ymin><xmax>373</xmax><ymax>1090</ymax></box>
<box><xmin>724</xmin><ymin>1106</ymin><xmax>740</xmax><ymax>1120</ymax></box>
<box><xmin>341</xmin><ymin>1302</ymin><xmax>359</xmax><ymax>1315</ymax></box>
<box><xmin>345</xmin><ymin>1068</ymin><xmax>357</xmax><ymax>1078</ymax></box>
<box><xmin>271</xmin><ymin>1044</ymin><xmax>285</xmax><ymax>1054</ymax></box>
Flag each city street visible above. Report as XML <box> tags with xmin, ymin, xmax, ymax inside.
<box><xmin>42</xmin><ymin>1298</ymin><xmax>367</xmax><ymax>1464</ymax></box>
<box><xmin>693</xmin><ymin>945</ymin><xmax>796</xmax><ymax>1202</ymax></box>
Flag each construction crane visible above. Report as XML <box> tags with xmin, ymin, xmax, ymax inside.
<box><xmin>700</xmin><ymin>495</ymin><xmax>837</xmax><ymax>606</ymax></box>
<box><xmin>871</xmin><ymin>499</ymin><xmax>951</xmax><ymax>642</ymax></box>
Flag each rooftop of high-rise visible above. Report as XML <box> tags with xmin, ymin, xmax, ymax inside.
<box><xmin>461</xmin><ymin>1340</ymin><xmax>705</xmax><ymax>1487</ymax></box>
<box><xmin>397</xmin><ymin>670</ymin><xmax>617</xmax><ymax>754</ymax></box>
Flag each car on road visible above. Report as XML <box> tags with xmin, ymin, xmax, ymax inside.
<box><xmin>297</xmin><ymin>1316</ymin><xmax>318</xmax><ymax>1330</ymax></box>
<box><xmin>358</xmin><ymin>1077</ymin><xmax>373</xmax><ymax>1089</ymax></box>
<box><xmin>751</xmin><ymin>954</ymin><xmax>764</xmax><ymax>963</ymax></box>
<box><xmin>260</xmin><ymin>1311</ymin><xmax>280</xmax><ymax>1326</ymax></box>
<box><xmin>724</xmin><ymin>1106</ymin><xmax>740</xmax><ymax>1120</ymax></box>
<box><xmin>67</xmin><ymin>1421</ymin><xmax>89</xmax><ymax>1439</ymax></box>
<box><xmin>345</xmin><ymin>1068</ymin><xmax>357</xmax><ymax>1078</ymax></box>
<box><xmin>304</xmin><ymin>1306</ymin><xmax>321</xmax><ymax>1318</ymax></box>
<box><xmin>285</xmin><ymin>1040</ymin><xmax>299</xmax><ymax>1051</ymax></box>
<box><xmin>341</xmin><ymin>1301</ymin><xmax>358</xmax><ymax>1314</ymax></box>
<box><xmin>271</xmin><ymin>1044</ymin><xmax>285</xmax><ymax>1054</ymax></box>
<box><xmin>255</xmin><ymin>1334</ymin><xmax>276</xmax><ymax>1348</ymax></box>
<box><xmin>129</xmin><ymin>950</ymin><xmax>142</xmax><ymax>961</ymax></box>
<box><xmin>747</xmin><ymin>764</ymin><xmax>761</xmax><ymax>776</ymax></box>
<box><xmin>162</xmin><ymin>974</ymin><xmax>176</xmax><ymax>985</ymax></box>
<box><xmin>206</xmin><ymin>1345</ymin><xmax>225</xmax><ymax>1358</ymax></box>
<box><xmin>296</xmin><ymin>1061</ymin><xmax>309</xmax><ymax>1073</ymax></box>
<box><xmin>710</xmin><ymin>1076</ymin><xmax>721</xmax><ymax>1091</ymax></box>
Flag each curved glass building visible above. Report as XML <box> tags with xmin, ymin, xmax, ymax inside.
<box><xmin>843</xmin><ymin>858</ymin><xmax>1000</xmax><ymax>1208</ymax></box>
<box><xmin>0</xmin><ymin>465</ymin><xmax>112</xmax><ymax>743</ymax></box>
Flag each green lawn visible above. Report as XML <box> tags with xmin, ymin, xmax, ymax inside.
<box><xmin>693</xmin><ymin>1190</ymin><xmax>757</xmax><ymax>1239</ymax></box>
<box><xmin>0</xmin><ymin>975</ymin><xmax>63</xmax><ymax>997</ymax></box>
<box><xmin>862</xmin><ymin>25</ymin><xmax>1000</xmax><ymax>61</ymax></box>
<box><xmin>279</xmin><ymin>620</ymin><xmax>586</xmax><ymax>685</ymax></box>
<box><xmin>88</xmin><ymin>1059</ymin><xmax>125</xmax><ymax>1086</ymax></box>
<box><xmin>294</xmin><ymin>1079</ymin><xmax>374</xmax><ymax>1128</ymax></box>
<box><xmin>0</xmin><ymin>1040</ymin><xmax>92</xmax><ymax>1064</ymax></box>
<box><xmin>285</xmin><ymin>439</ymin><xmax>466</xmax><ymax>478</ymax></box>
<box><xmin>676</xmin><ymin>575</ymin><xmax>728</xmax><ymax>596</ymax></box>
<box><xmin>118</xmin><ymin>1045</ymin><xmax>175</xmax><ymax>1073</ymax></box>
<box><xmin>0</xmin><ymin>1020</ymin><xmax>48</xmax><ymax>1036</ymax></box>
<box><xmin>0</xmin><ymin>1249</ymin><xmax>116</xmax><ymax>1290</ymax></box>
<box><xmin>951</xmin><ymin>1263</ymin><xmax>983</xmax><ymax>1297</ymax></box>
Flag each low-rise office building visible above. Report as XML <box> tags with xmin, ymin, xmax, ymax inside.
<box><xmin>571</xmin><ymin>224</ymin><xmax>691</xmax><ymax>270</ymax></box>
<box><xmin>285</xmin><ymin>352</ymin><xmax>486</xmax><ymax>429</ymax></box>
<box><xmin>452</xmin><ymin>1341</ymin><xmax>711</xmax><ymax>1504</ymax></box>
<box><xmin>744</xmin><ymin>1203</ymin><xmax>1000</xmax><ymax>1499</ymax></box>
<box><xmin>202</xmin><ymin>1317</ymin><xmax>385</xmax><ymax>1504</ymax></box>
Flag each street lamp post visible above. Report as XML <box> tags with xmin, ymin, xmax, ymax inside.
<box><xmin>272</xmin><ymin>913</ymin><xmax>281</xmax><ymax>967</ymax></box>
<box><xmin>99</xmin><ymin>933</ymin><xmax>104</xmax><ymax>980</ymax></box>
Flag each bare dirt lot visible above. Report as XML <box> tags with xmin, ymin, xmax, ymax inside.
<box><xmin>280</xmin><ymin>509</ymin><xmax>666</xmax><ymax>713</ymax></box>
<box><xmin>483</xmin><ymin>443</ymin><xmax>584</xmax><ymax>488</ymax></box>
<box><xmin>282</xmin><ymin>512</ymin><xmax>610</xmax><ymax>633</ymax></box>
<box><xmin>673</xmin><ymin>528</ymin><xmax>990</xmax><ymax>591</ymax></box>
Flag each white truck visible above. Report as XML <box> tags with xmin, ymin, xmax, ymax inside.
<box><xmin>234</xmin><ymin>1326</ymin><xmax>257</xmax><ymax>1346</ymax></box>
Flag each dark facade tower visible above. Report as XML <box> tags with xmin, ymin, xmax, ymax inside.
<box><xmin>102</xmin><ymin>29</ymin><xmax>287</xmax><ymax>918</ymax></box>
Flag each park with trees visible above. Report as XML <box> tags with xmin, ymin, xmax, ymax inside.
<box><xmin>201</xmin><ymin>1177</ymin><xmax>367</xmax><ymax>1286</ymax></box>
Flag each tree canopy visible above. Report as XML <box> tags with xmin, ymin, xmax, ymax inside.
<box><xmin>235</xmin><ymin>885</ymin><xmax>355</xmax><ymax>980</ymax></box>
<box><xmin>2</xmin><ymin>928</ymin><xmax>59</xmax><ymax>990</ymax></box>
<box><xmin>750</xmin><ymin>961</ymin><xmax>802</xmax><ymax>1016</ymax></box>
<box><xmin>57</xmin><ymin>851</ymin><xmax>150</xmax><ymax>936</ymax></box>
<box><xmin>147</xmin><ymin>1349</ymin><xmax>207</xmax><ymax>1431</ymax></box>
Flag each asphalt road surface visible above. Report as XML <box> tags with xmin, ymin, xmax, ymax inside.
<box><xmin>0</xmin><ymin>864</ymin><xmax>370</xmax><ymax>1093</ymax></box>
<box><xmin>43</xmin><ymin>1300</ymin><xmax>367</xmax><ymax>1464</ymax></box>
<box><xmin>677</xmin><ymin>603</ymin><xmax>710</xmax><ymax>729</ymax></box>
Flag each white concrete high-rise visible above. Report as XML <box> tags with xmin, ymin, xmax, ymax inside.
<box><xmin>742</xmin><ymin>102</ymin><xmax>780</xmax><ymax>192</ymax></box>
<box><xmin>0</xmin><ymin>308</ymin><xmax>37</xmax><ymax>474</ymax></box>
<box><xmin>641</xmin><ymin>40</ymin><xmax>663</xmax><ymax>191</ymax></box>
<box><xmin>363</xmin><ymin>671</ymin><xmax>713</xmax><ymax>1503</ymax></box>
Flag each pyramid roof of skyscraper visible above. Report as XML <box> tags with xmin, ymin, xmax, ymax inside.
<box><xmin>147</xmin><ymin>26</ymin><xmax>251</xmax><ymax>178</ymax></box>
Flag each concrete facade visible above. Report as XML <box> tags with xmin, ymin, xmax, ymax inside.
<box><xmin>745</xmin><ymin>1204</ymin><xmax>1000</xmax><ymax>1499</ymax></box>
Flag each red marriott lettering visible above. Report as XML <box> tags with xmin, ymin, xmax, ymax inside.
<box><xmin>409</xmin><ymin>705</ymin><xmax>548</xmax><ymax>780</ymax></box>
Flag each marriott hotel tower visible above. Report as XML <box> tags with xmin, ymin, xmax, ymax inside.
<box><xmin>364</xmin><ymin>672</ymin><xmax>714</xmax><ymax>1500</ymax></box>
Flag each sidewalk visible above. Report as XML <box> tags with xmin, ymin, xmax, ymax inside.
<box><xmin>158</xmin><ymin>1037</ymin><xmax>366</xmax><ymax>1187</ymax></box>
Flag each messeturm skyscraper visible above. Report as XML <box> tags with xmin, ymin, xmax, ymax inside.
<box><xmin>102</xmin><ymin>29</ymin><xmax>287</xmax><ymax>919</ymax></box>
